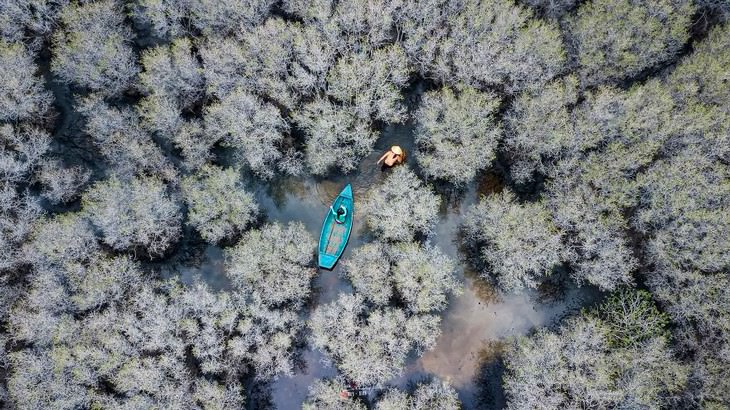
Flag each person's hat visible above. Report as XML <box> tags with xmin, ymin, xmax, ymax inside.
<box><xmin>391</xmin><ymin>146</ymin><xmax>403</xmax><ymax>156</ymax></box>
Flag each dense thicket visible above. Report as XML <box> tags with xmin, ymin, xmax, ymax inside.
<box><xmin>52</xmin><ymin>0</ymin><xmax>139</xmax><ymax>95</ymax></box>
<box><xmin>568</xmin><ymin>0</ymin><xmax>693</xmax><ymax>86</ymax></box>
<box><xmin>503</xmin><ymin>290</ymin><xmax>688</xmax><ymax>408</ymax></box>
<box><xmin>0</xmin><ymin>0</ymin><xmax>727</xmax><ymax>408</ymax></box>
<box><xmin>181</xmin><ymin>165</ymin><xmax>258</xmax><ymax>243</ymax></box>
<box><xmin>415</xmin><ymin>86</ymin><xmax>501</xmax><ymax>185</ymax></box>
<box><xmin>310</xmin><ymin>293</ymin><xmax>441</xmax><ymax>386</ymax></box>
<box><xmin>343</xmin><ymin>241</ymin><xmax>461</xmax><ymax>313</ymax></box>
<box><xmin>302</xmin><ymin>377</ymin><xmax>460</xmax><ymax>409</ymax></box>
<box><xmin>8</xmin><ymin>213</ymin><xmax>316</xmax><ymax>407</ymax></box>
<box><xmin>0</xmin><ymin>41</ymin><xmax>52</xmax><ymax>122</ymax></box>
<box><xmin>361</xmin><ymin>166</ymin><xmax>441</xmax><ymax>242</ymax></box>
<box><xmin>497</xmin><ymin>21</ymin><xmax>730</xmax><ymax>409</ymax></box>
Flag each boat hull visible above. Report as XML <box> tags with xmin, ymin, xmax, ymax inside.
<box><xmin>318</xmin><ymin>184</ymin><xmax>353</xmax><ymax>269</ymax></box>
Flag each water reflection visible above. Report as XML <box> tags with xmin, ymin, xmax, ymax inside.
<box><xmin>159</xmin><ymin>245</ymin><xmax>231</xmax><ymax>291</ymax></box>
<box><xmin>271</xmin><ymin>348</ymin><xmax>338</xmax><ymax>407</ymax></box>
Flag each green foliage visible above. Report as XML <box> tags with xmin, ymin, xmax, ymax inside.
<box><xmin>82</xmin><ymin>176</ymin><xmax>182</xmax><ymax>256</ymax></box>
<box><xmin>52</xmin><ymin>0</ymin><xmax>138</xmax><ymax>95</ymax></box>
<box><xmin>375</xmin><ymin>378</ymin><xmax>460</xmax><ymax>409</ymax></box>
<box><xmin>504</xmin><ymin>290</ymin><xmax>688</xmax><ymax>409</ymax></box>
<box><xmin>343</xmin><ymin>240</ymin><xmax>461</xmax><ymax>313</ymax></box>
<box><xmin>593</xmin><ymin>289</ymin><xmax>669</xmax><ymax>348</ymax></box>
<box><xmin>204</xmin><ymin>88</ymin><xmax>289</xmax><ymax>179</ymax></box>
<box><xmin>415</xmin><ymin>86</ymin><xmax>502</xmax><ymax>185</ymax></box>
<box><xmin>181</xmin><ymin>165</ymin><xmax>258</xmax><ymax>243</ymax></box>
<box><xmin>0</xmin><ymin>41</ymin><xmax>53</xmax><ymax>122</ymax></box>
<box><xmin>302</xmin><ymin>378</ymin><xmax>366</xmax><ymax>410</ymax></box>
<box><xmin>309</xmin><ymin>293</ymin><xmax>440</xmax><ymax>386</ymax></box>
<box><xmin>462</xmin><ymin>190</ymin><xmax>564</xmax><ymax>291</ymax></box>
<box><xmin>199</xmin><ymin>36</ymin><xmax>255</xmax><ymax>100</ymax></box>
<box><xmin>568</xmin><ymin>0</ymin><xmax>693</xmax><ymax>86</ymax></box>
<box><xmin>225</xmin><ymin>222</ymin><xmax>316</xmax><ymax>308</ymax></box>
<box><xmin>362</xmin><ymin>166</ymin><xmax>441</xmax><ymax>242</ymax></box>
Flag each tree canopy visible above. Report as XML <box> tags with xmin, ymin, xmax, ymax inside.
<box><xmin>0</xmin><ymin>0</ymin><xmax>727</xmax><ymax>408</ymax></box>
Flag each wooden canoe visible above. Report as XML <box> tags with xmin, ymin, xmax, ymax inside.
<box><xmin>318</xmin><ymin>184</ymin><xmax>353</xmax><ymax>269</ymax></box>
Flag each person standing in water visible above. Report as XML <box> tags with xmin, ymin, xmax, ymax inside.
<box><xmin>377</xmin><ymin>146</ymin><xmax>405</xmax><ymax>167</ymax></box>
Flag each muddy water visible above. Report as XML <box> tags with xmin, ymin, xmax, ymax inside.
<box><xmin>174</xmin><ymin>119</ymin><xmax>600</xmax><ymax>408</ymax></box>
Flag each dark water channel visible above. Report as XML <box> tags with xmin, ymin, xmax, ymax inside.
<box><xmin>171</xmin><ymin>121</ymin><xmax>599</xmax><ymax>409</ymax></box>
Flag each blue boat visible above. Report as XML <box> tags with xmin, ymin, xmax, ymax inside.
<box><xmin>318</xmin><ymin>184</ymin><xmax>354</xmax><ymax>269</ymax></box>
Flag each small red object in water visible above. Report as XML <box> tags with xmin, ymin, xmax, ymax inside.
<box><xmin>339</xmin><ymin>389</ymin><xmax>350</xmax><ymax>399</ymax></box>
